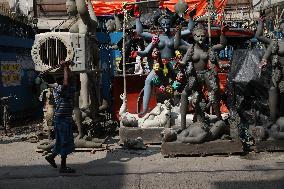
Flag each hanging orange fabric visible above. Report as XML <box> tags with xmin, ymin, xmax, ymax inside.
<box><xmin>162</xmin><ymin>0</ymin><xmax>228</xmax><ymax>17</ymax></box>
<box><xmin>90</xmin><ymin>0</ymin><xmax>228</xmax><ymax>16</ymax></box>
<box><xmin>91</xmin><ymin>0</ymin><xmax>135</xmax><ymax>16</ymax></box>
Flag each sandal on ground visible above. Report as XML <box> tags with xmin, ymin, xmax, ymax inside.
<box><xmin>45</xmin><ymin>156</ymin><xmax>57</xmax><ymax>168</ymax></box>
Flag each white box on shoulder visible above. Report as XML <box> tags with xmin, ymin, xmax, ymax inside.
<box><xmin>31</xmin><ymin>32</ymin><xmax>98</xmax><ymax>73</ymax></box>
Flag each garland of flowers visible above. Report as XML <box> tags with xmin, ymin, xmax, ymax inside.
<box><xmin>150</xmin><ymin>47</ymin><xmax>186</xmax><ymax>94</ymax></box>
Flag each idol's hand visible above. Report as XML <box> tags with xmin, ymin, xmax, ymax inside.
<box><xmin>130</xmin><ymin>51</ymin><xmax>138</xmax><ymax>58</ymax></box>
<box><xmin>175</xmin><ymin>24</ymin><xmax>182</xmax><ymax>31</ymax></box>
<box><xmin>134</xmin><ymin>5</ymin><xmax>140</xmax><ymax>18</ymax></box>
<box><xmin>189</xmin><ymin>8</ymin><xmax>197</xmax><ymax>18</ymax></box>
<box><xmin>152</xmin><ymin>35</ymin><xmax>160</xmax><ymax>45</ymax></box>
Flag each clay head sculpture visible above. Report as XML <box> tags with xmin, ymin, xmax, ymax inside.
<box><xmin>164</xmin><ymin>99</ymin><xmax>172</xmax><ymax>110</ymax></box>
<box><xmin>121</xmin><ymin>113</ymin><xmax>138</xmax><ymax>127</ymax></box>
<box><xmin>66</xmin><ymin>0</ymin><xmax>78</xmax><ymax>16</ymax></box>
<box><xmin>152</xmin><ymin>47</ymin><xmax>161</xmax><ymax>59</ymax></box>
<box><xmin>45</xmin><ymin>88</ymin><xmax>54</xmax><ymax>101</ymax></box>
<box><xmin>105</xmin><ymin>19</ymin><xmax>116</xmax><ymax>32</ymax></box>
<box><xmin>272</xmin><ymin>54</ymin><xmax>279</xmax><ymax>65</ymax></box>
<box><xmin>192</xmin><ymin>23</ymin><xmax>206</xmax><ymax>45</ymax></box>
<box><xmin>175</xmin><ymin>50</ymin><xmax>182</xmax><ymax>59</ymax></box>
<box><xmin>158</xmin><ymin>14</ymin><xmax>173</xmax><ymax>33</ymax></box>
<box><xmin>153</xmin><ymin>63</ymin><xmax>160</xmax><ymax>72</ymax></box>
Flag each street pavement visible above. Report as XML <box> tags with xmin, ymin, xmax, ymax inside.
<box><xmin>0</xmin><ymin>140</ymin><xmax>284</xmax><ymax>189</ymax></box>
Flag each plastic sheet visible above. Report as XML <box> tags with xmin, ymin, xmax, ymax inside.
<box><xmin>227</xmin><ymin>49</ymin><xmax>271</xmax><ymax>125</ymax></box>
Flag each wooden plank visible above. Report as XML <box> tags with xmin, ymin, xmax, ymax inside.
<box><xmin>36</xmin><ymin>144</ymin><xmax>107</xmax><ymax>153</ymax></box>
<box><xmin>161</xmin><ymin>140</ymin><xmax>243</xmax><ymax>157</ymax></box>
<box><xmin>119</xmin><ymin>126</ymin><xmax>164</xmax><ymax>144</ymax></box>
<box><xmin>254</xmin><ymin>140</ymin><xmax>284</xmax><ymax>152</ymax></box>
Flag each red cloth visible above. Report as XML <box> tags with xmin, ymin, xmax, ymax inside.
<box><xmin>163</xmin><ymin>0</ymin><xmax>228</xmax><ymax>17</ymax></box>
<box><xmin>91</xmin><ymin>0</ymin><xmax>135</xmax><ymax>15</ymax></box>
<box><xmin>90</xmin><ymin>0</ymin><xmax>228</xmax><ymax>16</ymax></box>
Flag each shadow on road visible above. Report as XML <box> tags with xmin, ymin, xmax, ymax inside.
<box><xmin>0</xmin><ymin>139</ymin><xmax>161</xmax><ymax>189</ymax></box>
<box><xmin>213</xmin><ymin>164</ymin><xmax>284</xmax><ymax>189</ymax></box>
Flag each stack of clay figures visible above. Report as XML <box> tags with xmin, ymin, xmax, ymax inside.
<box><xmin>119</xmin><ymin>6</ymin><xmax>233</xmax><ymax>153</ymax></box>
<box><xmin>119</xmin><ymin>5</ymin><xmax>284</xmax><ymax>155</ymax></box>
<box><xmin>35</xmin><ymin>0</ymin><xmax>284</xmax><ymax>156</ymax></box>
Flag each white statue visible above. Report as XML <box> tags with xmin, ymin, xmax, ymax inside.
<box><xmin>138</xmin><ymin>100</ymin><xmax>171</xmax><ymax>128</ymax></box>
<box><xmin>134</xmin><ymin>46</ymin><xmax>144</xmax><ymax>75</ymax></box>
<box><xmin>119</xmin><ymin>93</ymin><xmax>172</xmax><ymax>128</ymax></box>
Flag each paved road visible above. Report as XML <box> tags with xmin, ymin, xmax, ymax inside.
<box><xmin>0</xmin><ymin>141</ymin><xmax>284</xmax><ymax>189</ymax></box>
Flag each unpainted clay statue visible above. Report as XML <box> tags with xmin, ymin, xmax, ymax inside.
<box><xmin>139</xmin><ymin>100</ymin><xmax>172</xmax><ymax>128</ymax></box>
<box><xmin>134</xmin><ymin>46</ymin><xmax>144</xmax><ymax>75</ymax></box>
<box><xmin>66</xmin><ymin>0</ymin><xmax>100</xmax><ymax>118</ymax></box>
<box><xmin>136</xmin><ymin>9</ymin><xmax>195</xmax><ymax>117</ymax></box>
<box><xmin>74</xmin><ymin>134</ymin><xmax>103</xmax><ymax>148</ymax></box>
<box><xmin>162</xmin><ymin>120</ymin><xmax>226</xmax><ymax>144</ymax></box>
<box><xmin>174</xmin><ymin>0</ymin><xmax>188</xmax><ymax>17</ymax></box>
<box><xmin>119</xmin><ymin>93</ymin><xmax>172</xmax><ymax>128</ymax></box>
<box><xmin>37</xmin><ymin>139</ymin><xmax>56</xmax><ymax>151</ymax></box>
<box><xmin>119</xmin><ymin>93</ymin><xmax>139</xmax><ymax>127</ymax></box>
<box><xmin>255</xmin><ymin>13</ymin><xmax>284</xmax><ymax>124</ymax></box>
<box><xmin>177</xmin><ymin>120</ymin><xmax>226</xmax><ymax>143</ymax></box>
<box><xmin>175</xmin><ymin>22</ymin><xmax>228</xmax><ymax>130</ymax></box>
<box><xmin>37</xmin><ymin>87</ymin><xmax>56</xmax><ymax>150</ymax></box>
<box><xmin>38</xmin><ymin>134</ymin><xmax>103</xmax><ymax>151</ymax></box>
<box><xmin>253</xmin><ymin>117</ymin><xmax>284</xmax><ymax>141</ymax></box>
<box><xmin>39</xmin><ymin>88</ymin><xmax>55</xmax><ymax>140</ymax></box>
<box><xmin>269</xmin><ymin>117</ymin><xmax>284</xmax><ymax>140</ymax></box>
<box><xmin>66</xmin><ymin>0</ymin><xmax>103</xmax><ymax>137</ymax></box>
<box><xmin>105</xmin><ymin>13</ymin><xmax>122</xmax><ymax>33</ymax></box>
<box><xmin>37</xmin><ymin>87</ymin><xmax>56</xmax><ymax>151</ymax></box>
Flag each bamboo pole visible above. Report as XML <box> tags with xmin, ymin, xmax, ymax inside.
<box><xmin>207</xmin><ymin>0</ymin><xmax>213</xmax><ymax>47</ymax></box>
<box><xmin>122</xmin><ymin>5</ymin><xmax>127</xmax><ymax>109</ymax></box>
